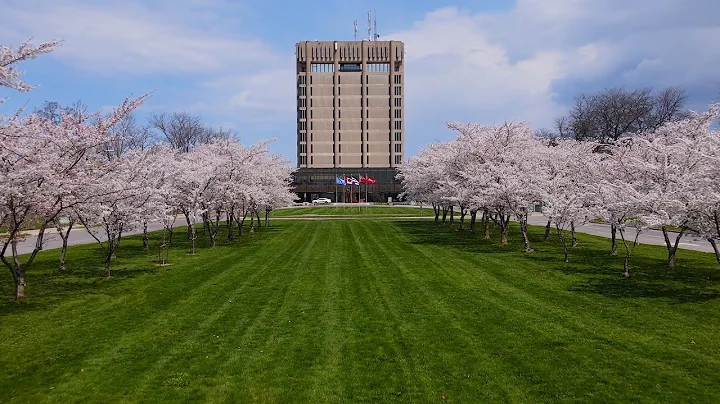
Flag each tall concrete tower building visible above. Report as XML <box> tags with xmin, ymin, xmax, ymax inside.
<box><xmin>295</xmin><ymin>40</ymin><xmax>405</xmax><ymax>169</ymax></box>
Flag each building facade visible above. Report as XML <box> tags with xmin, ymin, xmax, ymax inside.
<box><xmin>295</xmin><ymin>40</ymin><xmax>404</xmax><ymax>168</ymax></box>
<box><xmin>293</xmin><ymin>40</ymin><xmax>405</xmax><ymax>203</ymax></box>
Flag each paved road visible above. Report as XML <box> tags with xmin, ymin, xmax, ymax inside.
<box><xmin>6</xmin><ymin>206</ymin><xmax>715</xmax><ymax>255</ymax></box>
<box><xmin>526</xmin><ymin>215</ymin><xmax>714</xmax><ymax>254</ymax></box>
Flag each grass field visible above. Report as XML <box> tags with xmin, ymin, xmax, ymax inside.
<box><xmin>271</xmin><ymin>205</ymin><xmax>440</xmax><ymax>217</ymax></box>
<box><xmin>1</xmin><ymin>219</ymin><xmax>720</xmax><ymax>402</ymax></box>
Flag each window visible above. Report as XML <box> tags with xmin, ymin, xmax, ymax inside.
<box><xmin>366</xmin><ymin>110</ymin><xmax>369</xmax><ymax>118</ymax></box>
<box><xmin>338</xmin><ymin>121</ymin><xmax>341</xmax><ymax>130</ymax></box>
<box><xmin>338</xmin><ymin>98</ymin><xmax>341</xmax><ymax>107</ymax></box>
<box><xmin>367</xmin><ymin>155</ymin><xmax>369</xmax><ymax>164</ymax></box>
<box><xmin>339</xmin><ymin>63</ymin><xmax>362</xmax><ymax>72</ymax></box>
<box><xmin>338</xmin><ymin>75</ymin><xmax>341</xmax><ymax>84</ymax></box>
<box><xmin>395</xmin><ymin>155</ymin><xmax>402</xmax><ymax>164</ymax></box>
<box><xmin>339</xmin><ymin>133</ymin><xmax>341</xmax><ymax>141</ymax></box>
<box><xmin>339</xmin><ymin>144</ymin><xmax>342</xmax><ymax>153</ymax></box>
<box><xmin>310</xmin><ymin>122</ymin><xmax>313</xmax><ymax>130</ymax></box>
<box><xmin>310</xmin><ymin>87</ymin><xmax>313</xmax><ymax>96</ymax></box>
<box><xmin>310</xmin><ymin>76</ymin><xmax>313</xmax><ymax>85</ymax></box>
<box><xmin>366</xmin><ymin>98</ymin><xmax>368</xmax><ymax>107</ymax></box>
<box><xmin>310</xmin><ymin>133</ymin><xmax>313</xmax><ymax>142</ymax></box>
<box><xmin>338</xmin><ymin>109</ymin><xmax>341</xmax><ymax>118</ymax></box>
<box><xmin>297</xmin><ymin>76</ymin><xmax>306</xmax><ymax>85</ymax></box>
<box><xmin>311</xmin><ymin>63</ymin><xmax>334</xmax><ymax>73</ymax></box>
<box><xmin>310</xmin><ymin>99</ymin><xmax>313</xmax><ymax>107</ymax></box>
<box><xmin>394</xmin><ymin>132</ymin><xmax>401</xmax><ymax>142</ymax></box>
<box><xmin>298</xmin><ymin>98</ymin><xmax>305</xmax><ymax>107</ymax></box>
<box><xmin>310</xmin><ymin>110</ymin><xmax>313</xmax><ymax>119</ymax></box>
<box><xmin>366</xmin><ymin>87</ymin><xmax>368</xmax><ymax>95</ymax></box>
<box><xmin>367</xmin><ymin>63</ymin><xmax>390</xmax><ymax>72</ymax></box>
<box><xmin>395</xmin><ymin>86</ymin><xmax>401</xmax><ymax>96</ymax></box>
<box><xmin>311</xmin><ymin>145</ymin><xmax>313</xmax><ymax>153</ymax></box>
<box><xmin>298</xmin><ymin>110</ymin><xmax>306</xmax><ymax>119</ymax></box>
<box><xmin>394</xmin><ymin>121</ymin><xmax>402</xmax><ymax>130</ymax></box>
<box><xmin>394</xmin><ymin>98</ymin><xmax>401</xmax><ymax>107</ymax></box>
<box><xmin>366</xmin><ymin>144</ymin><xmax>369</xmax><ymax>152</ymax></box>
<box><xmin>394</xmin><ymin>75</ymin><xmax>402</xmax><ymax>84</ymax></box>
<box><xmin>395</xmin><ymin>144</ymin><xmax>402</xmax><ymax>153</ymax></box>
<box><xmin>394</xmin><ymin>109</ymin><xmax>402</xmax><ymax>119</ymax></box>
<box><xmin>311</xmin><ymin>156</ymin><xmax>314</xmax><ymax>165</ymax></box>
<box><xmin>298</xmin><ymin>87</ymin><xmax>306</xmax><ymax>97</ymax></box>
<box><xmin>366</xmin><ymin>121</ymin><xmax>369</xmax><ymax>130</ymax></box>
<box><xmin>338</xmin><ymin>87</ymin><xmax>341</xmax><ymax>96</ymax></box>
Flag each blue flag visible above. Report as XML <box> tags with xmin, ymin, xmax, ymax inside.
<box><xmin>336</xmin><ymin>177</ymin><xmax>346</xmax><ymax>186</ymax></box>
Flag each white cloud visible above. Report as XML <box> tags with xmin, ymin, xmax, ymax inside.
<box><xmin>0</xmin><ymin>0</ymin><xmax>278</xmax><ymax>75</ymax></box>
<box><xmin>387</xmin><ymin>1</ymin><xmax>720</xmax><ymax>130</ymax></box>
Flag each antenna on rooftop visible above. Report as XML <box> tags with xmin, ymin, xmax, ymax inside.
<box><xmin>354</xmin><ymin>19</ymin><xmax>358</xmax><ymax>41</ymax></box>
<box><xmin>373</xmin><ymin>13</ymin><xmax>379</xmax><ymax>40</ymax></box>
<box><xmin>367</xmin><ymin>10</ymin><xmax>372</xmax><ymax>41</ymax></box>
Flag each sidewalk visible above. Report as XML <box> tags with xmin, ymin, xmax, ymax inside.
<box><xmin>4</xmin><ymin>210</ymin><xmax>715</xmax><ymax>256</ymax></box>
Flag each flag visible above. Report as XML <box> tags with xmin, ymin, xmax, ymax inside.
<box><xmin>345</xmin><ymin>177</ymin><xmax>359</xmax><ymax>185</ymax></box>
<box><xmin>359</xmin><ymin>176</ymin><xmax>368</xmax><ymax>184</ymax></box>
<box><xmin>336</xmin><ymin>177</ymin><xmax>346</xmax><ymax>186</ymax></box>
<box><xmin>365</xmin><ymin>176</ymin><xmax>378</xmax><ymax>184</ymax></box>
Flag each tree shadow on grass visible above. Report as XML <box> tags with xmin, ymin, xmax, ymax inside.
<box><xmin>394</xmin><ymin>220</ymin><xmax>519</xmax><ymax>255</ymax></box>
<box><xmin>394</xmin><ymin>219</ymin><xmax>720</xmax><ymax>304</ymax></box>
<box><xmin>0</xmin><ymin>224</ymin><xmax>282</xmax><ymax>314</ymax></box>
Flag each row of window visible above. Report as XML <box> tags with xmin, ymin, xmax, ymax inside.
<box><xmin>300</xmin><ymin>132</ymin><xmax>402</xmax><ymax>142</ymax></box>
<box><xmin>298</xmin><ymin>117</ymin><xmax>404</xmax><ymax>131</ymax></box>
<box><xmin>297</xmin><ymin>74</ymin><xmax>403</xmax><ymax>86</ymax></box>
<box><xmin>299</xmin><ymin>155</ymin><xmax>402</xmax><ymax>167</ymax></box>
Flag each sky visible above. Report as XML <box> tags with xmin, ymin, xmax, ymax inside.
<box><xmin>2</xmin><ymin>0</ymin><xmax>719</xmax><ymax>163</ymax></box>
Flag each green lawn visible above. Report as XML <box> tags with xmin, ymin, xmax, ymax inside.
<box><xmin>1</xmin><ymin>220</ymin><xmax>720</xmax><ymax>402</ymax></box>
<box><xmin>271</xmin><ymin>205</ymin><xmax>442</xmax><ymax>217</ymax></box>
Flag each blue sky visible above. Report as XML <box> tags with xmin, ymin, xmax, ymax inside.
<box><xmin>2</xmin><ymin>0</ymin><xmax>719</xmax><ymax>163</ymax></box>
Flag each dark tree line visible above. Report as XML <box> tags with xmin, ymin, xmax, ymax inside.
<box><xmin>33</xmin><ymin>101</ymin><xmax>235</xmax><ymax>154</ymax></box>
<box><xmin>549</xmin><ymin>86</ymin><xmax>689</xmax><ymax>144</ymax></box>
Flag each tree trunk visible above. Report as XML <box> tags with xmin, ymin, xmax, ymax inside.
<box><xmin>518</xmin><ymin>213</ymin><xmax>533</xmax><ymax>252</ymax></box>
<box><xmin>55</xmin><ymin>219</ymin><xmax>73</xmax><ymax>271</ymax></box>
<box><xmin>661</xmin><ymin>226</ymin><xmax>686</xmax><ymax>268</ymax></box>
<box><xmin>249</xmin><ymin>212</ymin><xmax>255</xmax><ymax>233</ymax></box>
<box><xmin>449</xmin><ymin>206</ymin><xmax>455</xmax><ymax>224</ymax></box>
<box><xmin>104</xmin><ymin>258</ymin><xmax>112</xmax><ymax>279</ymax></box>
<box><xmin>14</xmin><ymin>275</ymin><xmax>26</xmax><ymax>300</ymax></box>
<box><xmin>265</xmin><ymin>209</ymin><xmax>270</xmax><ymax>226</ymax></box>
<box><xmin>556</xmin><ymin>225</ymin><xmax>569</xmax><ymax>263</ymax></box>
<box><xmin>483</xmin><ymin>209</ymin><xmax>491</xmax><ymax>240</ymax></box>
<box><xmin>227</xmin><ymin>212</ymin><xmax>235</xmax><ymax>241</ymax></box>
<box><xmin>433</xmin><ymin>204</ymin><xmax>440</xmax><ymax>223</ymax></box>
<box><xmin>499</xmin><ymin>212</ymin><xmax>510</xmax><ymax>245</ymax></box>
<box><xmin>617</xmin><ymin>227</ymin><xmax>640</xmax><ymax>278</ymax></box>
<box><xmin>571</xmin><ymin>221</ymin><xmax>578</xmax><ymax>247</ymax></box>
<box><xmin>469</xmin><ymin>210</ymin><xmax>477</xmax><ymax>232</ymax></box>
<box><xmin>610</xmin><ymin>223</ymin><xmax>618</xmax><ymax>256</ymax></box>
<box><xmin>167</xmin><ymin>228</ymin><xmax>174</xmax><ymax>248</ymax></box>
<box><xmin>543</xmin><ymin>219</ymin><xmax>552</xmax><ymax>242</ymax></box>
<box><xmin>256</xmin><ymin>211</ymin><xmax>262</xmax><ymax>228</ymax></box>
<box><xmin>104</xmin><ymin>239</ymin><xmax>116</xmax><ymax>278</ymax></box>
<box><xmin>459</xmin><ymin>207</ymin><xmax>466</xmax><ymax>230</ymax></box>
<box><xmin>184</xmin><ymin>212</ymin><xmax>193</xmax><ymax>240</ymax></box>
<box><xmin>142</xmin><ymin>221</ymin><xmax>149</xmax><ymax>251</ymax></box>
<box><xmin>236</xmin><ymin>213</ymin><xmax>247</xmax><ymax>237</ymax></box>
<box><xmin>441</xmin><ymin>207</ymin><xmax>448</xmax><ymax>224</ymax></box>
<box><xmin>708</xmin><ymin>238</ymin><xmax>720</xmax><ymax>267</ymax></box>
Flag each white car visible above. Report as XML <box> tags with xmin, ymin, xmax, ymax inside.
<box><xmin>312</xmin><ymin>198</ymin><xmax>332</xmax><ymax>204</ymax></box>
